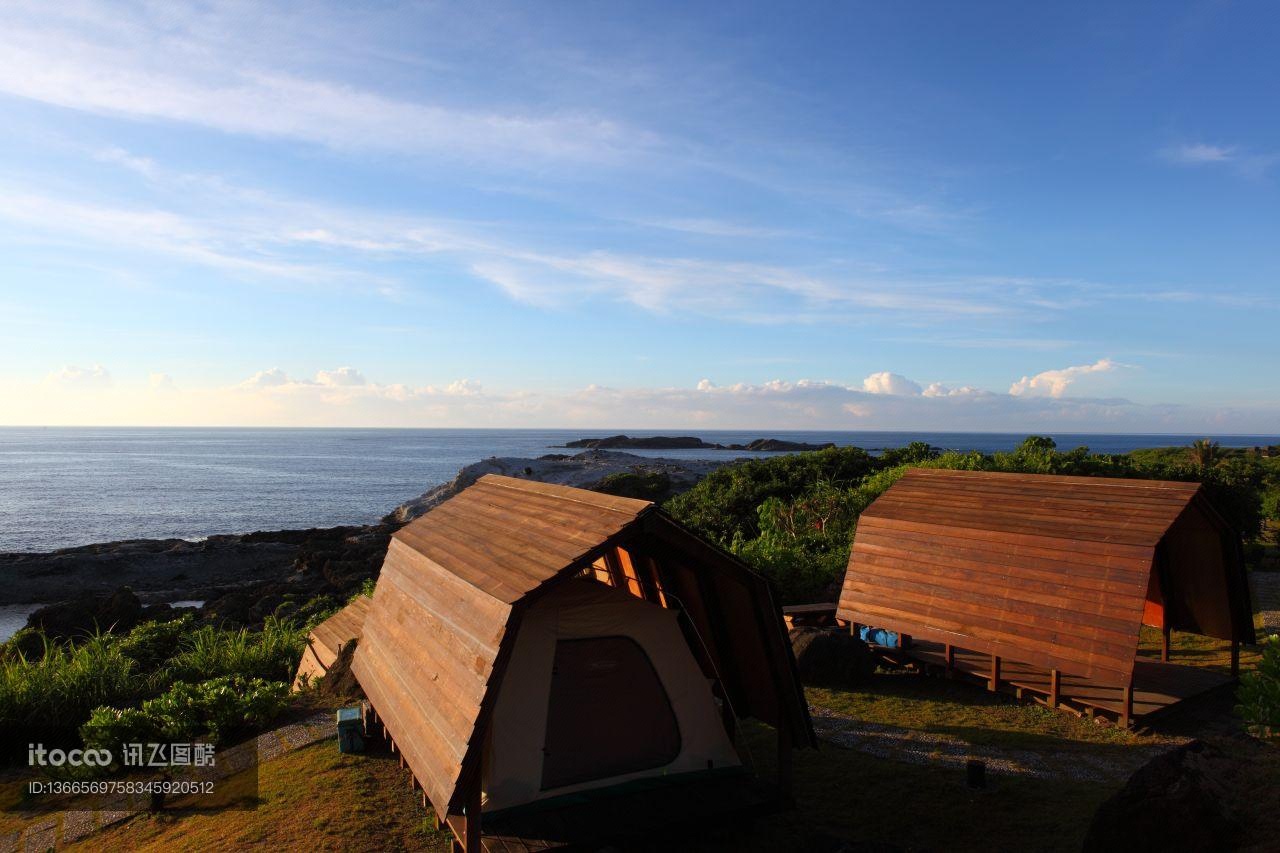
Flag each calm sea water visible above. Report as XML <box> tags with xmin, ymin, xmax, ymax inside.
<box><xmin>2</xmin><ymin>427</ymin><xmax>1277</xmax><ymax>553</ymax></box>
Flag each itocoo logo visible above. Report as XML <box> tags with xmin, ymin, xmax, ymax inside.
<box><xmin>28</xmin><ymin>744</ymin><xmax>113</xmax><ymax>767</ymax></box>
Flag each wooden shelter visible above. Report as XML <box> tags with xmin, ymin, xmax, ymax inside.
<box><xmin>292</xmin><ymin>595</ymin><xmax>370</xmax><ymax>690</ymax></box>
<box><xmin>838</xmin><ymin>468</ymin><xmax>1255</xmax><ymax>725</ymax></box>
<box><xmin>352</xmin><ymin>474</ymin><xmax>813</xmax><ymax>852</ymax></box>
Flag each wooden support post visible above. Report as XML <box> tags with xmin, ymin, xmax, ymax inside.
<box><xmin>777</xmin><ymin>725</ymin><xmax>794</xmax><ymax>800</ymax></box>
<box><xmin>1162</xmin><ymin>624</ymin><xmax>1171</xmax><ymax>663</ymax></box>
<box><xmin>945</xmin><ymin>644</ymin><xmax>955</xmax><ymax>678</ymax></box>
<box><xmin>989</xmin><ymin>654</ymin><xmax>1001</xmax><ymax>692</ymax></box>
<box><xmin>1231</xmin><ymin>640</ymin><xmax>1240</xmax><ymax>678</ymax></box>
<box><xmin>1049</xmin><ymin>669</ymin><xmax>1061</xmax><ymax>709</ymax></box>
<box><xmin>1121</xmin><ymin>678</ymin><xmax>1133</xmax><ymax>728</ymax></box>
<box><xmin>463</xmin><ymin>772</ymin><xmax>482</xmax><ymax>853</ymax></box>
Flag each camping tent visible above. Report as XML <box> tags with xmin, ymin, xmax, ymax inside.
<box><xmin>351</xmin><ymin>474</ymin><xmax>813</xmax><ymax>851</ymax></box>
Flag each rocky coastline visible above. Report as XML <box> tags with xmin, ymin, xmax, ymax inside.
<box><xmin>561</xmin><ymin>434</ymin><xmax>837</xmax><ymax>452</ymax></box>
<box><xmin>1</xmin><ymin>450</ymin><xmax>726</xmax><ymax>638</ymax></box>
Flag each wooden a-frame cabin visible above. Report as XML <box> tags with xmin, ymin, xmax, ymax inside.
<box><xmin>351</xmin><ymin>474</ymin><xmax>814</xmax><ymax>852</ymax></box>
<box><xmin>838</xmin><ymin>468</ymin><xmax>1255</xmax><ymax>726</ymax></box>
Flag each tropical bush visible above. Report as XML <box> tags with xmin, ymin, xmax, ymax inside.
<box><xmin>82</xmin><ymin>675</ymin><xmax>291</xmax><ymax>754</ymax></box>
<box><xmin>0</xmin><ymin>615</ymin><xmax>306</xmax><ymax>755</ymax></box>
<box><xmin>1237</xmin><ymin>635</ymin><xmax>1280</xmax><ymax>739</ymax></box>
<box><xmin>156</xmin><ymin>616</ymin><xmax>305</xmax><ymax>687</ymax></box>
<box><xmin>0</xmin><ymin>633</ymin><xmax>139</xmax><ymax>745</ymax></box>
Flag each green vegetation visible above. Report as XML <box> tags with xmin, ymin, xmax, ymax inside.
<box><xmin>0</xmin><ymin>614</ymin><xmax>306</xmax><ymax>756</ymax></box>
<box><xmin>593</xmin><ymin>470</ymin><xmax>675</xmax><ymax>502</ymax></box>
<box><xmin>62</xmin><ymin>742</ymin><xmax>454</xmax><ymax>852</ymax></box>
<box><xmin>1237</xmin><ymin>635</ymin><xmax>1280</xmax><ymax>739</ymax></box>
<box><xmin>81</xmin><ymin>676</ymin><xmax>290</xmax><ymax>754</ymax></box>
<box><xmin>666</xmin><ymin>436</ymin><xmax>1280</xmax><ymax>603</ymax></box>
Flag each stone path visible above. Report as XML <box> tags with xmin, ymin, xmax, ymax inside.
<box><xmin>1252</xmin><ymin>572</ymin><xmax>1280</xmax><ymax>635</ymax></box>
<box><xmin>0</xmin><ymin>712</ymin><xmax>332</xmax><ymax>852</ymax></box>
<box><xmin>810</xmin><ymin>706</ymin><xmax>1178</xmax><ymax>783</ymax></box>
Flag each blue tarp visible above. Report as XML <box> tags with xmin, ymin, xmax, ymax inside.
<box><xmin>859</xmin><ymin>626</ymin><xmax>907</xmax><ymax>649</ymax></box>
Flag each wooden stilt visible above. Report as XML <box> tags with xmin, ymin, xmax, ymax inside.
<box><xmin>989</xmin><ymin>654</ymin><xmax>1001</xmax><ymax>691</ymax></box>
<box><xmin>1049</xmin><ymin>669</ymin><xmax>1061</xmax><ymax>709</ymax></box>
<box><xmin>1162</xmin><ymin>624</ymin><xmax>1171</xmax><ymax>663</ymax></box>
<box><xmin>945</xmin><ymin>644</ymin><xmax>954</xmax><ymax>677</ymax></box>
<box><xmin>463</xmin><ymin>773</ymin><xmax>483</xmax><ymax>853</ymax></box>
<box><xmin>1231</xmin><ymin>640</ymin><xmax>1240</xmax><ymax>678</ymax></box>
<box><xmin>1121</xmin><ymin>678</ymin><xmax>1133</xmax><ymax>728</ymax></box>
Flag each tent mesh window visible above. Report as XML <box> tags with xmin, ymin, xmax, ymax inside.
<box><xmin>541</xmin><ymin>636</ymin><xmax>682</xmax><ymax>790</ymax></box>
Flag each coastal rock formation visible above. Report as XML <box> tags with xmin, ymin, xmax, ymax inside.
<box><xmin>385</xmin><ymin>449</ymin><xmax>725</xmax><ymax>523</ymax></box>
<box><xmin>1</xmin><ymin>449</ymin><xmax>731</xmax><ymax>631</ymax></box>
<box><xmin>562</xmin><ymin>435</ymin><xmax>837</xmax><ymax>452</ymax></box>
<box><xmin>0</xmin><ymin>536</ymin><xmax>300</xmax><ymax>607</ymax></box>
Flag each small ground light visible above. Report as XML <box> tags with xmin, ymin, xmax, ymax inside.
<box><xmin>966</xmin><ymin>759</ymin><xmax>987</xmax><ymax>789</ymax></box>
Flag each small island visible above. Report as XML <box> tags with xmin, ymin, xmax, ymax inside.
<box><xmin>562</xmin><ymin>434</ymin><xmax>837</xmax><ymax>452</ymax></box>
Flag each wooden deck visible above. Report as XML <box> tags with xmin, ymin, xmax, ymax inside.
<box><xmin>889</xmin><ymin>639</ymin><xmax>1234</xmax><ymax>725</ymax></box>
<box><xmin>474</xmin><ymin>769</ymin><xmax>782</xmax><ymax>852</ymax></box>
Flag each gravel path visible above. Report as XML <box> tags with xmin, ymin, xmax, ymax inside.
<box><xmin>810</xmin><ymin>706</ymin><xmax>1179</xmax><ymax>783</ymax></box>
<box><xmin>0</xmin><ymin>712</ymin><xmax>332</xmax><ymax>852</ymax></box>
<box><xmin>1252</xmin><ymin>572</ymin><xmax>1280</xmax><ymax>636</ymax></box>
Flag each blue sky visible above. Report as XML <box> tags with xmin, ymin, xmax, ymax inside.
<box><xmin>1</xmin><ymin>1</ymin><xmax>1277</xmax><ymax>430</ymax></box>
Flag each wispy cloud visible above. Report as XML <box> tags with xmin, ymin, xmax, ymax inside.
<box><xmin>0</xmin><ymin>4</ymin><xmax>648</xmax><ymax>167</ymax></box>
<box><xmin>1159</xmin><ymin>142</ymin><xmax>1276</xmax><ymax>177</ymax></box>
<box><xmin>0</xmin><ymin>159</ymin><xmax>1075</xmax><ymax>324</ymax></box>
<box><xmin>1161</xmin><ymin>143</ymin><xmax>1236</xmax><ymax>165</ymax></box>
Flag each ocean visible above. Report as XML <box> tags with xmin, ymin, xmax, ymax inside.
<box><xmin>2</xmin><ymin>427</ymin><xmax>1277</xmax><ymax>554</ymax></box>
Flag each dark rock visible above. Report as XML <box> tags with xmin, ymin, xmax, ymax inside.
<box><xmin>204</xmin><ymin>592</ymin><xmax>254</xmax><ymax>626</ymax></box>
<box><xmin>727</xmin><ymin>438</ymin><xmax>837</xmax><ymax>452</ymax></box>
<box><xmin>1082</xmin><ymin>739</ymin><xmax>1245</xmax><ymax>853</ymax></box>
<box><xmin>27</xmin><ymin>587</ymin><xmax>144</xmax><ymax>639</ymax></box>
<box><xmin>789</xmin><ymin>627</ymin><xmax>875</xmax><ymax>686</ymax></box>
<box><xmin>564</xmin><ymin>435</ymin><xmax>720</xmax><ymax>450</ymax></box>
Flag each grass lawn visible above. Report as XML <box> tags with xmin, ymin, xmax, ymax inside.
<box><xmin>35</xmin><ymin>631</ymin><xmax>1261</xmax><ymax>852</ymax></box>
<box><xmin>65</xmin><ymin>743</ymin><xmax>454</xmax><ymax>853</ymax></box>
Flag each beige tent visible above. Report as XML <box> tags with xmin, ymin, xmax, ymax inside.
<box><xmin>484</xmin><ymin>577</ymin><xmax>740</xmax><ymax>811</ymax></box>
<box><xmin>352</xmin><ymin>474</ymin><xmax>813</xmax><ymax>851</ymax></box>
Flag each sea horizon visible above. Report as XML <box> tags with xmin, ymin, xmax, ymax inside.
<box><xmin>3</xmin><ymin>425</ymin><xmax>1278</xmax><ymax>554</ymax></box>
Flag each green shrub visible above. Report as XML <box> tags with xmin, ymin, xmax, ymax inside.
<box><xmin>157</xmin><ymin>616</ymin><xmax>304</xmax><ymax>687</ymax></box>
<box><xmin>115</xmin><ymin>616</ymin><xmax>194</xmax><ymax>672</ymax></box>
<box><xmin>592</xmin><ymin>471</ymin><xmax>674</xmax><ymax>502</ymax></box>
<box><xmin>1237</xmin><ymin>635</ymin><xmax>1280</xmax><ymax>739</ymax></box>
<box><xmin>82</xmin><ymin>675</ymin><xmax>291</xmax><ymax>753</ymax></box>
<box><xmin>0</xmin><ymin>633</ymin><xmax>138</xmax><ymax>746</ymax></box>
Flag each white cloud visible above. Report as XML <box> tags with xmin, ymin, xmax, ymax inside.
<box><xmin>50</xmin><ymin>364</ymin><xmax>111</xmax><ymax>388</ymax></box>
<box><xmin>1008</xmin><ymin>358</ymin><xmax>1116</xmax><ymax>398</ymax></box>
<box><xmin>315</xmin><ymin>367</ymin><xmax>367</xmax><ymax>387</ymax></box>
<box><xmin>861</xmin><ymin>371</ymin><xmax>922</xmax><ymax>396</ymax></box>
<box><xmin>1162</xmin><ymin>143</ymin><xmax>1235</xmax><ymax>165</ymax></box>
<box><xmin>240</xmin><ymin>368</ymin><xmax>292</xmax><ymax>389</ymax></box>
<box><xmin>11</xmin><ymin>361</ymin><xmax>1278</xmax><ymax>432</ymax></box>
<box><xmin>0</xmin><ymin>5</ymin><xmax>644</xmax><ymax>167</ymax></box>
<box><xmin>922</xmin><ymin>382</ymin><xmax>987</xmax><ymax>398</ymax></box>
<box><xmin>148</xmin><ymin>372</ymin><xmax>177</xmax><ymax>392</ymax></box>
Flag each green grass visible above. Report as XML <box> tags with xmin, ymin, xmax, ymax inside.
<box><xmin>65</xmin><ymin>742</ymin><xmax>454</xmax><ymax>853</ymax></box>
<box><xmin>807</xmin><ymin>674</ymin><xmax>1150</xmax><ymax>751</ymax></box>
<box><xmin>672</xmin><ymin>723</ymin><xmax>1118</xmax><ymax>853</ymax></box>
